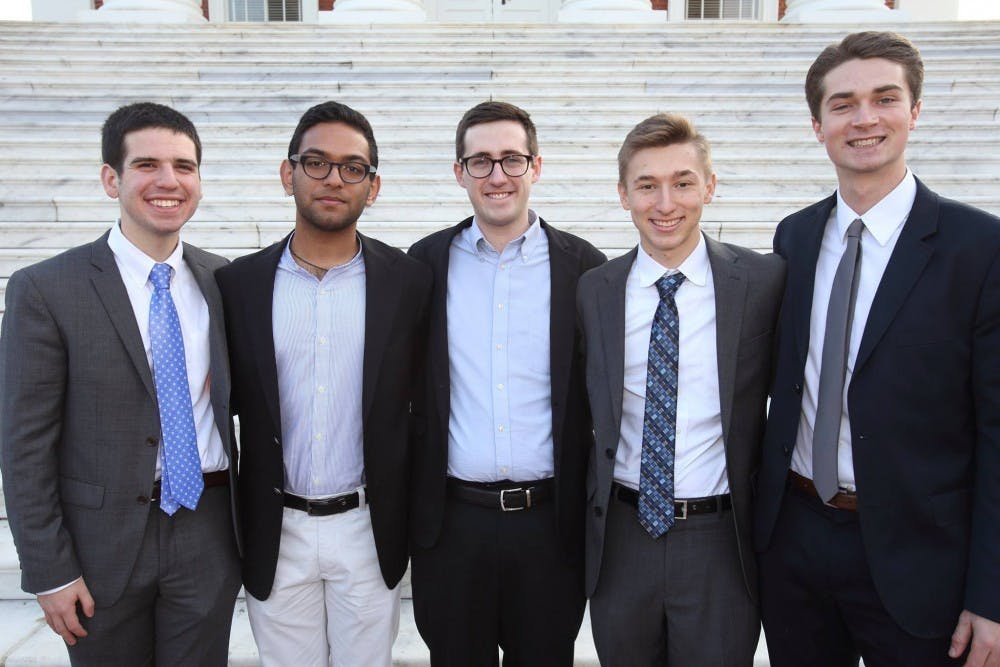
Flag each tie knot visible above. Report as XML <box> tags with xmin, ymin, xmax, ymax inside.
<box><xmin>847</xmin><ymin>218</ymin><xmax>864</xmax><ymax>239</ymax></box>
<box><xmin>655</xmin><ymin>272</ymin><xmax>685</xmax><ymax>300</ymax></box>
<box><xmin>149</xmin><ymin>263</ymin><xmax>173</xmax><ymax>290</ymax></box>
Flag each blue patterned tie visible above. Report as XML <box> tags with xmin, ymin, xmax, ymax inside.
<box><xmin>148</xmin><ymin>263</ymin><xmax>203</xmax><ymax>515</ymax></box>
<box><xmin>639</xmin><ymin>272</ymin><xmax>685</xmax><ymax>538</ymax></box>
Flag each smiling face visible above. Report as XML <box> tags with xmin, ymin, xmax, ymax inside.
<box><xmin>282</xmin><ymin>121</ymin><xmax>380</xmax><ymax>236</ymax></box>
<box><xmin>812</xmin><ymin>57</ymin><xmax>920</xmax><ymax>192</ymax></box>
<box><xmin>100</xmin><ymin>127</ymin><xmax>202</xmax><ymax>259</ymax></box>
<box><xmin>454</xmin><ymin>119</ymin><xmax>541</xmax><ymax>237</ymax></box>
<box><xmin>619</xmin><ymin>142</ymin><xmax>716</xmax><ymax>269</ymax></box>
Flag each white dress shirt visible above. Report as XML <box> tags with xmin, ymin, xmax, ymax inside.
<box><xmin>107</xmin><ymin>221</ymin><xmax>228</xmax><ymax>478</ymax></box>
<box><xmin>615</xmin><ymin>234</ymin><xmax>728</xmax><ymax>498</ymax></box>
<box><xmin>272</xmin><ymin>239</ymin><xmax>366</xmax><ymax>498</ymax></box>
<box><xmin>791</xmin><ymin>170</ymin><xmax>917</xmax><ymax>491</ymax></box>
<box><xmin>445</xmin><ymin>212</ymin><xmax>554</xmax><ymax>482</ymax></box>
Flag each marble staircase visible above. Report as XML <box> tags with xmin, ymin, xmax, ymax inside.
<box><xmin>1</xmin><ymin>17</ymin><xmax>998</xmax><ymax>665</ymax></box>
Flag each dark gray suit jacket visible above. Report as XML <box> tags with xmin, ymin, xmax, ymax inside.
<box><xmin>0</xmin><ymin>231</ymin><xmax>239</xmax><ymax>606</ymax></box>
<box><xmin>578</xmin><ymin>236</ymin><xmax>784</xmax><ymax>599</ymax></box>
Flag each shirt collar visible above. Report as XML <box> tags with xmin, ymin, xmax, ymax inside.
<box><xmin>463</xmin><ymin>209</ymin><xmax>541</xmax><ymax>260</ymax></box>
<box><xmin>635</xmin><ymin>232</ymin><xmax>710</xmax><ymax>288</ymax></box>
<box><xmin>107</xmin><ymin>220</ymin><xmax>184</xmax><ymax>289</ymax></box>
<box><xmin>835</xmin><ymin>169</ymin><xmax>916</xmax><ymax>247</ymax></box>
<box><xmin>278</xmin><ymin>233</ymin><xmax>364</xmax><ymax>280</ymax></box>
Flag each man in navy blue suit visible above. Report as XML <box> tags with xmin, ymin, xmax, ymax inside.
<box><xmin>755</xmin><ymin>31</ymin><xmax>1000</xmax><ymax>667</ymax></box>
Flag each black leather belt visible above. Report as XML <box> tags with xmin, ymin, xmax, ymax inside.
<box><xmin>447</xmin><ymin>477</ymin><xmax>553</xmax><ymax>511</ymax></box>
<box><xmin>283</xmin><ymin>490</ymin><xmax>361</xmax><ymax>516</ymax></box>
<box><xmin>611</xmin><ymin>481</ymin><xmax>731</xmax><ymax>519</ymax></box>
<box><xmin>151</xmin><ymin>470</ymin><xmax>229</xmax><ymax>503</ymax></box>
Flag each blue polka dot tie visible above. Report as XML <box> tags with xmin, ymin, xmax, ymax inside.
<box><xmin>148</xmin><ymin>263</ymin><xmax>203</xmax><ymax>515</ymax></box>
<box><xmin>638</xmin><ymin>272</ymin><xmax>685</xmax><ymax>538</ymax></box>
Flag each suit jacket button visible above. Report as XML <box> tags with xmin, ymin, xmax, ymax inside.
<box><xmin>782</xmin><ymin>444</ymin><xmax>791</xmax><ymax>456</ymax></box>
<box><xmin>794</xmin><ymin>384</ymin><xmax>803</xmax><ymax>394</ymax></box>
<box><xmin>273</xmin><ymin>436</ymin><xmax>281</xmax><ymax>446</ymax></box>
<box><xmin>137</xmin><ymin>495</ymin><xmax>149</xmax><ymax>505</ymax></box>
<box><xmin>272</xmin><ymin>487</ymin><xmax>282</xmax><ymax>496</ymax></box>
<box><xmin>146</xmin><ymin>437</ymin><xmax>158</xmax><ymax>447</ymax></box>
<box><xmin>605</xmin><ymin>448</ymin><xmax>614</xmax><ymax>459</ymax></box>
<box><xmin>594</xmin><ymin>506</ymin><xmax>603</xmax><ymax>517</ymax></box>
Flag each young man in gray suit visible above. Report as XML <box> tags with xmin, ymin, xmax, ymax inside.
<box><xmin>0</xmin><ymin>103</ymin><xmax>240</xmax><ymax>666</ymax></box>
<box><xmin>578</xmin><ymin>113</ymin><xmax>784</xmax><ymax>666</ymax></box>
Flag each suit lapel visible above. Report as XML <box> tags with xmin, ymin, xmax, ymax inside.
<box><xmin>706</xmin><ymin>237</ymin><xmax>747</xmax><ymax>443</ymax></box>
<box><xmin>545</xmin><ymin>223</ymin><xmax>577</xmax><ymax>452</ymax></box>
<box><xmin>184</xmin><ymin>244</ymin><xmax>231</xmax><ymax>444</ymax></box>
<box><xmin>89</xmin><ymin>234</ymin><xmax>157</xmax><ymax>400</ymax></box>
<box><xmin>789</xmin><ymin>195</ymin><xmax>835</xmax><ymax>366</ymax></box>
<box><xmin>599</xmin><ymin>249</ymin><xmax>634</xmax><ymax>435</ymax></box>
<box><xmin>360</xmin><ymin>235</ymin><xmax>402</xmax><ymax>424</ymax></box>
<box><xmin>855</xmin><ymin>180</ymin><xmax>937</xmax><ymax>373</ymax></box>
<box><xmin>426</xmin><ymin>221</ymin><xmax>469</xmax><ymax>440</ymax></box>
<box><xmin>243</xmin><ymin>239</ymin><xmax>285</xmax><ymax>435</ymax></box>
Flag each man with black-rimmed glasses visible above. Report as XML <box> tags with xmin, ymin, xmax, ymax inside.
<box><xmin>217</xmin><ymin>100</ymin><xmax>431</xmax><ymax>667</ymax></box>
<box><xmin>408</xmin><ymin>100</ymin><xmax>606</xmax><ymax>666</ymax></box>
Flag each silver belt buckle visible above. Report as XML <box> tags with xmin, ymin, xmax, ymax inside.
<box><xmin>675</xmin><ymin>499</ymin><xmax>688</xmax><ymax>520</ymax></box>
<box><xmin>500</xmin><ymin>487</ymin><xmax>529</xmax><ymax>511</ymax></box>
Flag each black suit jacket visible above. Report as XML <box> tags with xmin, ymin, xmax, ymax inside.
<box><xmin>216</xmin><ymin>233</ymin><xmax>431</xmax><ymax>599</ymax></box>
<box><xmin>755</xmin><ymin>178</ymin><xmax>1000</xmax><ymax>636</ymax></box>
<box><xmin>407</xmin><ymin>217</ymin><xmax>606</xmax><ymax>562</ymax></box>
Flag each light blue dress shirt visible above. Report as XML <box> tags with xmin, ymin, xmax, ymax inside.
<box><xmin>272</xmin><ymin>238</ymin><xmax>366</xmax><ymax>498</ymax></box>
<box><xmin>446</xmin><ymin>212</ymin><xmax>554</xmax><ymax>482</ymax></box>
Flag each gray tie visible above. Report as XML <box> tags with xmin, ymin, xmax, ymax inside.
<box><xmin>813</xmin><ymin>218</ymin><xmax>864</xmax><ymax>502</ymax></box>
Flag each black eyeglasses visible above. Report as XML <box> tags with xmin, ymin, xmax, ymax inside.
<box><xmin>460</xmin><ymin>154</ymin><xmax>533</xmax><ymax>179</ymax></box>
<box><xmin>290</xmin><ymin>154</ymin><xmax>377</xmax><ymax>183</ymax></box>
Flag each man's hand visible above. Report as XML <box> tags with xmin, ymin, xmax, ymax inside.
<box><xmin>951</xmin><ymin>609</ymin><xmax>1000</xmax><ymax>667</ymax></box>
<box><xmin>36</xmin><ymin>579</ymin><xmax>95</xmax><ymax>646</ymax></box>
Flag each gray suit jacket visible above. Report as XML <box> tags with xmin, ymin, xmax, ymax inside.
<box><xmin>578</xmin><ymin>236</ymin><xmax>784</xmax><ymax>599</ymax></box>
<box><xmin>0</xmin><ymin>231</ymin><xmax>238</xmax><ymax>606</ymax></box>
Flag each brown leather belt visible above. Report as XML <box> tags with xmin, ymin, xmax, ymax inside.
<box><xmin>788</xmin><ymin>470</ymin><xmax>858</xmax><ymax>511</ymax></box>
<box><xmin>151</xmin><ymin>469</ymin><xmax>229</xmax><ymax>503</ymax></box>
<box><xmin>447</xmin><ymin>477</ymin><xmax>553</xmax><ymax>511</ymax></box>
<box><xmin>611</xmin><ymin>482</ymin><xmax>732</xmax><ymax>519</ymax></box>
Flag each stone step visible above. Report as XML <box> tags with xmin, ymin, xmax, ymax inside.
<box><xmin>0</xmin><ymin>598</ymin><xmax>783</xmax><ymax>667</ymax></box>
<box><xmin>4</xmin><ymin>173</ymin><xmax>998</xmax><ymax>199</ymax></box>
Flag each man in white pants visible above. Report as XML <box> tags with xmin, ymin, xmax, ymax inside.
<box><xmin>217</xmin><ymin>101</ymin><xmax>431</xmax><ymax>666</ymax></box>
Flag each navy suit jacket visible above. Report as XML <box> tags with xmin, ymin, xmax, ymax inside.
<box><xmin>755</xmin><ymin>177</ymin><xmax>1000</xmax><ymax>637</ymax></box>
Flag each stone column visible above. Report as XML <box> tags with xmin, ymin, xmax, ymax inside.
<box><xmin>558</xmin><ymin>0</ymin><xmax>662</xmax><ymax>22</ymax></box>
<box><xmin>79</xmin><ymin>0</ymin><xmax>207</xmax><ymax>22</ymax></box>
<box><xmin>781</xmin><ymin>0</ymin><xmax>907</xmax><ymax>22</ymax></box>
<box><xmin>320</xmin><ymin>0</ymin><xmax>426</xmax><ymax>23</ymax></box>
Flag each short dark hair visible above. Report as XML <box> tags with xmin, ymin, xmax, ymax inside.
<box><xmin>101</xmin><ymin>102</ymin><xmax>202</xmax><ymax>174</ymax></box>
<box><xmin>617</xmin><ymin>112</ymin><xmax>713</xmax><ymax>185</ymax></box>
<box><xmin>805</xmin><ymin>31</ymin><xmax>924</xmax><ymax>120</ymax></box>
<box><xmin>287</xmin><ymin>101</ymin><xmax>378</xmax><ymax>173</ymax></box>
<box><xmin>455</xmin><ymin>100</ymin><xmax>538</xmax><ymax>161</ymax></box>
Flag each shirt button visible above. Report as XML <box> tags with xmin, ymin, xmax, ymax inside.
<box><xmin>497</xmin><ymin>383</ymin><xmax>504</xmax><ymax>391</ymax></box>
<box><xmin>317</xmin><ymin>385</ymin><xmax>326</xmax><ymax>393</ymax></box>
<box><xmin>499</xmin><ymin>264</ymin><xmax>507</xmax><ymax>271</ymax></box>
<box><xmin>315</xmin><ymin>432</ymin><xmax>323</xmax><ymax>440</ymax></box>
<box><xmin>497</xmin><ymin>303</ymin><xmax>504</xmax><ymax>310</ymax></box>
<box><xmin>496</xmin><ymin>344</ymin><xmax>503</xmax><ymax>351</ymax></box>
<box><xmin>318</xmin><ymin>336</ymin><xmax>328</xmax><ymax>345</ymax></box>
<box><xmin>497</xmin><ymin>424</ymin><xmax>505</xmax><ymax>433</ymax></box>
<box><xmin>500</xmin><ymin>466</ymin><xmax>508</xmax><ymax>474</ymax></box>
